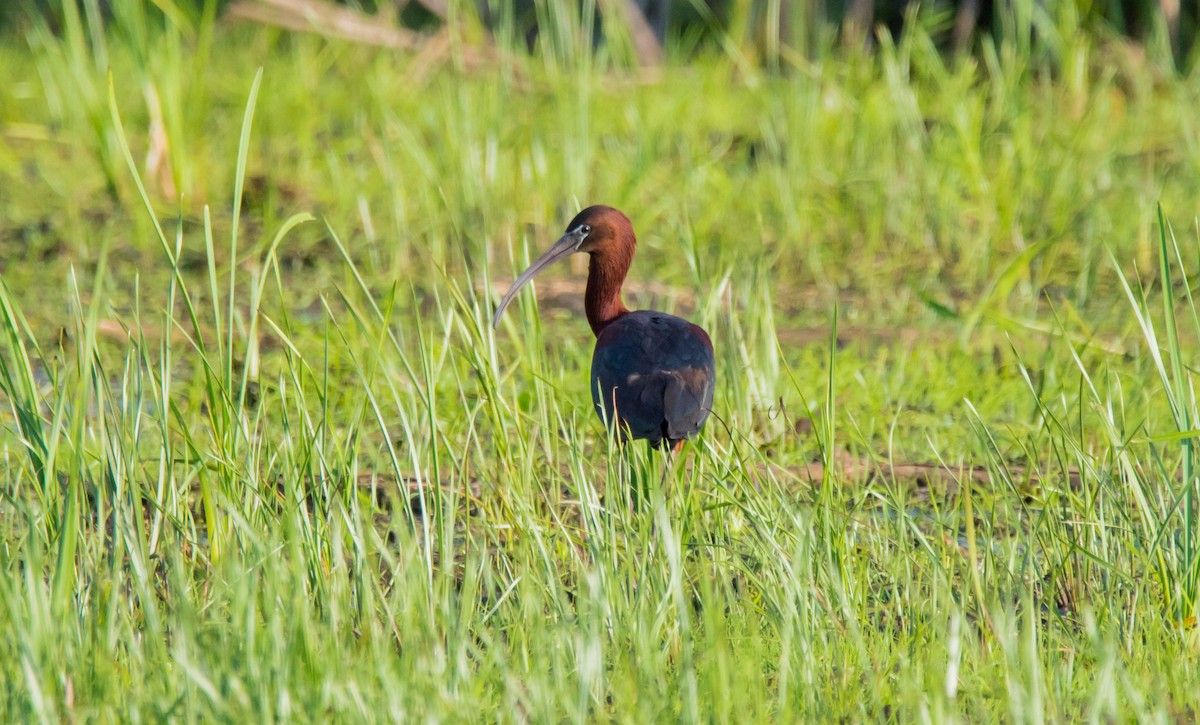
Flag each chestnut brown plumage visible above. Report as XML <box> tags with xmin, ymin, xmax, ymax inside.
<box><xmin>493</xmin><ymin>206</ymin><xmax>715</xmax><ymax>451</ymax></box>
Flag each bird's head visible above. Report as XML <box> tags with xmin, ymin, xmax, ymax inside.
<box><xmin>563</xmin><ymin>205</ymin><xmax>634</xmax><ymax>255</ymax></box>
<box><xmin>492</xmin><ymin>205</ymin><xmax>635</xmax><ymax>328</ymax></box>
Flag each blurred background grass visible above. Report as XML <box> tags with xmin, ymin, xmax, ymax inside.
<box><xmin>8</xmin><ymin>0</ymin><xmax>1200</xmax><ymax>65</ymax></box>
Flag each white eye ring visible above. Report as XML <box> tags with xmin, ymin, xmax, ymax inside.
<box><xmin>576</xmin><ymin>224</ymin><xmax>592</xmax><ymax>235</ymax></box>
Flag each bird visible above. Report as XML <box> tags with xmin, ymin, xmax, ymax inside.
<box><xmin>492</xmin><ymin>205</ymin><xmax>715</xmax><ymax>453</ymax></box>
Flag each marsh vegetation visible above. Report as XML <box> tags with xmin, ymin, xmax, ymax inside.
<box><xmin>2</xmin><ymin>1</ymin><xmax>1200</xmax><ymax>719</ymax></box>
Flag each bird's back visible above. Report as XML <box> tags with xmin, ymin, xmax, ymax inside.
<box><xmin>590</xmin><ymin>310</ymin><xmax>715</xmax><ymax>447</ymax></box>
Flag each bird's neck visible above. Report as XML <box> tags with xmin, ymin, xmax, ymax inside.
<box><xmin>585</xmin><ymin>247</ymin><xmax>633</xmax><ymax>336</ymax></box>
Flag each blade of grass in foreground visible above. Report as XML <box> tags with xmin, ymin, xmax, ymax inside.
<box><xmin>1157</xmin><ymin>206</ymin><xmax>1200</xmax><ymax>614</ymax></box>
<box><xmin>1105</xmin><ymin>207</ymin><xmax>1200</xmax><ymax>621</ymax></box>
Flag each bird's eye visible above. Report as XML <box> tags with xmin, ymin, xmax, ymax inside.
<box><xmin>579</xmin><ymin>224</ymin><xmax>592</xmax><ymax>235</ymax></box>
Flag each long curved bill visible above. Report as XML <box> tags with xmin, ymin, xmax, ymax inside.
<box><xmin>492</xmin><ymin>230</ymin><xmax>586</xmax><ymax>328</ymax></box>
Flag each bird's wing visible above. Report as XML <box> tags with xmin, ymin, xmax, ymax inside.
<box><xmin>662</xmin><ymin>366</ymin><xmax>713</xmax><ymax>441</ymax></box>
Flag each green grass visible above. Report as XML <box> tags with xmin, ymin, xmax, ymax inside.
<box><xmin>2</xmin><ymin>4</ymin><xmax>1200</xmax><ymax>720</ymax></box>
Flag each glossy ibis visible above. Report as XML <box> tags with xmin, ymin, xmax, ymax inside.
<box><xmin>493</xmin><ymin>206</ymin><xmax>715</xmax><ymax>452</ymax></box>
